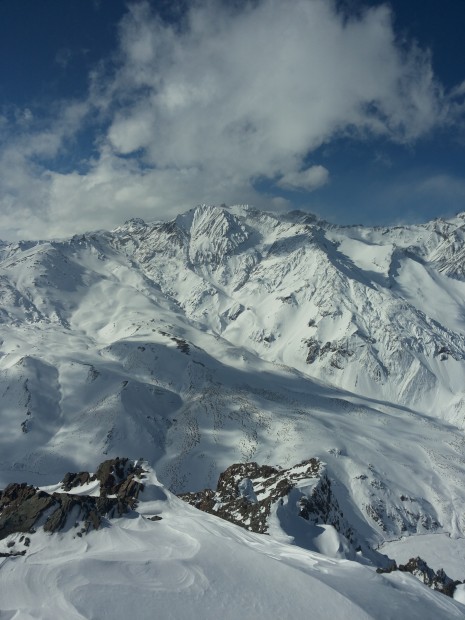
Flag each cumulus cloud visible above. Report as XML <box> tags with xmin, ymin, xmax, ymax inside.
<box><xmin>0</xmin><ymin>0</ymin><xmax>457</xmax><ymax>240</ymax></box>
<box><xmin>0</xmin><ymin>100</ymin><xmax>90</xmax><ymax>239</ymax></box>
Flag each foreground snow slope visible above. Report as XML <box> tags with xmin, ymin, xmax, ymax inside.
<box><xmin>2</xmin><ymin>205</ymin><xmax>465</xmax><ymax>555</ymax></box>
<box><xmin>1</xmin><ymin>468</ymin><xmax>464</xmax><ymax>620</ymax></box>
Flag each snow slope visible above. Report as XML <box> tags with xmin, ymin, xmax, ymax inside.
<box><xmin>1</xmin><ymin>466</ymin><xmax>464</xmax><ymax>620</ymax></box>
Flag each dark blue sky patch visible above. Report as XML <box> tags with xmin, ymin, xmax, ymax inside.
<box><xmin>0</xmin><ymin>0</ymin><xmax>464</xmax><ymax>239</ymax></box>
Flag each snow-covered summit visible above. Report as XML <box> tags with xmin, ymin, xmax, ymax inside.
<box><xmin>106</xmin><ymin>204</ymin><xmax>465</xmax><ymax>420</ymax></box>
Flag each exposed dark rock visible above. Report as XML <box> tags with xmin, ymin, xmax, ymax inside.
<box><xmin>376</xmin><ymin>556</ymin><xmax>463</xmax><ymax>598</ymax></box>
<box><xmin>305</xmin><ymin>338</ymin><xmax>320</xmax><ymax>364</ymax></box>
<box><xmin>227</xmin><ymin>304</ymin><xmax>244</xmax><ymax>321</ymax></box>
<box><xmin>304</xmin><ymin>337</ymin><xmax>354</xmax><ymax>369</ymax></box>
<box><xmin>179</xmin><ymin>458</ymin><xmax>353</xmax><ymax>541</ymax></box>
<box><xmin>0</xmin><ymin>458</ymin><xmax>147</xmax><ymax>542</ymax></box>
<box><xmin>42</xmin><ymin>494</ymin><xmax>127</xmax><ymax>534</ymax></box>
<box><xmin>365</xmin><ymin>502</ymin><xmax>387</xmax><ymax>531</ymax></box>
<box><xmin>434</xmin><ymin>345</ymin><xmax>461</xmax><ymax>362</ymax></box>
<box><xmin>0</xmin><ymin>550</ymin><xmax>26</xmax><ymax>557</ymax></box>
<box><xmin>61</xmin><ymin>471</ymin><xmax>93</xmax><ymax>491</ymax></box>
<box><xmin>364</xmin><ymin>494</ymin><xmax>440</xmax><ymax>535</ymax></box>
<box><xmin>94</xmin><ymin>457</ymin><xmax>145</xmax><ymax>506</ymax></box>
<box><xmin>398</xmin><ymin>557</ymin><xmax>462</xmax><ymax>597</ymax></box>
<box><xmin>0</xmin><ymin>483</ymin><xmax>56</xmax><ymax>539</ymax></box>
<box><xmin>95</xmin><ymin>459</ymin><xmax>125</xmax><ymax>495</ymax></box>
<box><xmin>298</xmin><ymin>475</ymin><xmax>348</xmax><ymax>534</ymax></box>
<box><xmin>159</xmin><ymin>331</ymin><xmax>190</xmax><ymax>354</ymax></box>
<box><xmin>173</xmin><ymin>338</ymin><xmax>190</xmax><ymax>354</ymax></box>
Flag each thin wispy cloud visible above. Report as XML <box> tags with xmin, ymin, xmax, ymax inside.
<box><xmin>55</xmin><ymin>48</ymin><xmax>72</xmax><ymax>69</ymax></box>
<box><xmin>0</xmin><ymin>0</ymin><xmax>462</xmax><ymax>240</ymax></box>
<box><xmin>277</xmin><ymin>166</ymin><xmax>330</xmax><ymax>192</ymax></box>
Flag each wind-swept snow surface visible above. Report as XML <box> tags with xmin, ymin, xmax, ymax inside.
<box><xmin>1</xmin><ymin>467</ymin><xmax>464</xmax><ymax>620</ymax></box>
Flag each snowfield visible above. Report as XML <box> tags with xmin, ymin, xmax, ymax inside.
<box><xmin>1</xmin><ymin>468</ymin><xmax>464</xmax><ymax>620</ymax></box>
<box><xmin>2</xmin><ymin>204</ymin><xmax>465</xmax><ymax>616</ymax></box>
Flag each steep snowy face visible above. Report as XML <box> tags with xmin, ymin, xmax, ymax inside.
<box><xmin>428</xmin><ymin>220</ymin><xmax>465</xmax><ymax>279</ymax></box>
<box><xmin>109</xmin><ymin>205</ymin><xmax>465</xmax><ymax>422</ymax></box>
<box><xmin>185</xmin><ymin>204</ymin><xmax>249</xmax><ymax>264</ymax></box>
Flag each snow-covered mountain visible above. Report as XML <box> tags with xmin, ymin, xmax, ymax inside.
<box><xmin>2</xmin><ymin>204</ymin><xmax>465</xmax><ymax>615</ymax></box>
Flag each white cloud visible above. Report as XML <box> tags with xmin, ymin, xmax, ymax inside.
<box><xmin>0</xmin><ymin>0</ymin><xmax>457</xmax><ymax>240</ymax></box>
<box><xmin>278</xmin><ymin>166</ymin><xmax>330</xmax><ymax>191</ymax></box>
<box><xmin>0</xmin><ymin>100</ymin><xmax>90</xmax><ymax>239</ymax></box>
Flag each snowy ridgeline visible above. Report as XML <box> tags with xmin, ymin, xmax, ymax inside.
<box><xmin>1</xmin><ymin>458</ymin><xmax>465</xmax><ymax>619</ymax></box>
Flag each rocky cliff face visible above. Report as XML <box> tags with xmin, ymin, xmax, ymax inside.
<box><xmin>377</xmin><ymin>556</ymin><xmax>464</xmax><ymax>598</ymax></box>
<box><xmin>179</xmin><ymin>459</ymin><xmax>354</xmax><ymax>543</ymax></box>
<box><xmin>0</xmin><ymin>458</ymin><xmax>145</xmax><ymax>543</ymax></box>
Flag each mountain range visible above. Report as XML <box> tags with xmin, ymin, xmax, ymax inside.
<box><xmin>2</xmin><ymin>204</ymin><xmax>465</xmax><ymax>617</ymax></box>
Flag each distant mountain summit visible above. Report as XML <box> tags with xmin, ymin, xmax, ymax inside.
<box><xmin>112</xmin><ymin>204</ymin><xmax>465</xmax><ymax>421</ymax></box>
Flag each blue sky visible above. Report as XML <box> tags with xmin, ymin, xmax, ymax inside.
<box><xmin>0</xmin><ymin>0</ymin><xmax>464</xmax><ymax>240</ymax></box>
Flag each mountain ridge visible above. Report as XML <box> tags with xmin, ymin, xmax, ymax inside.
<box><xmin>3</xmin><ymin>457</ymin><xmax>465</xmax><ymax>619</ymax></box>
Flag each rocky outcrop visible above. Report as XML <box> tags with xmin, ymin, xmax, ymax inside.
<box><xmin>94</xmin><ymin>457</ymin><xmax>146</xmax><ymax>505</ymax></box>
<box><xmin>3</xmin><ymin>455</ymin><xmax>462</xmax><ymax>606</ymax></box>
<box><xmin>179</xmin><ymin>459</ymin><xmax>354</xmax><ymax>542</ymax></box>
<box><xmin>0</xmin><ymin>457</ymin><xmax>146</xmax><ymax>540</ymax></box>
<box><xmin>0</xmin><ymin>483</ymin><xmax>56</xmax><ymax>539</ymax></box>
<box><xmin>61</xmin><ymin>471</ymin><xmax>93</xmax><ymax>491</ymax></box>
<box><xmin>377</xmin><ymin>556</ymin><xmax>463</xmax><ymax>598</ymax></box>
<box><xmin>305</xmin><ymin>337</ymin><xmax>354</xmax><ymax>369</ymax></box>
